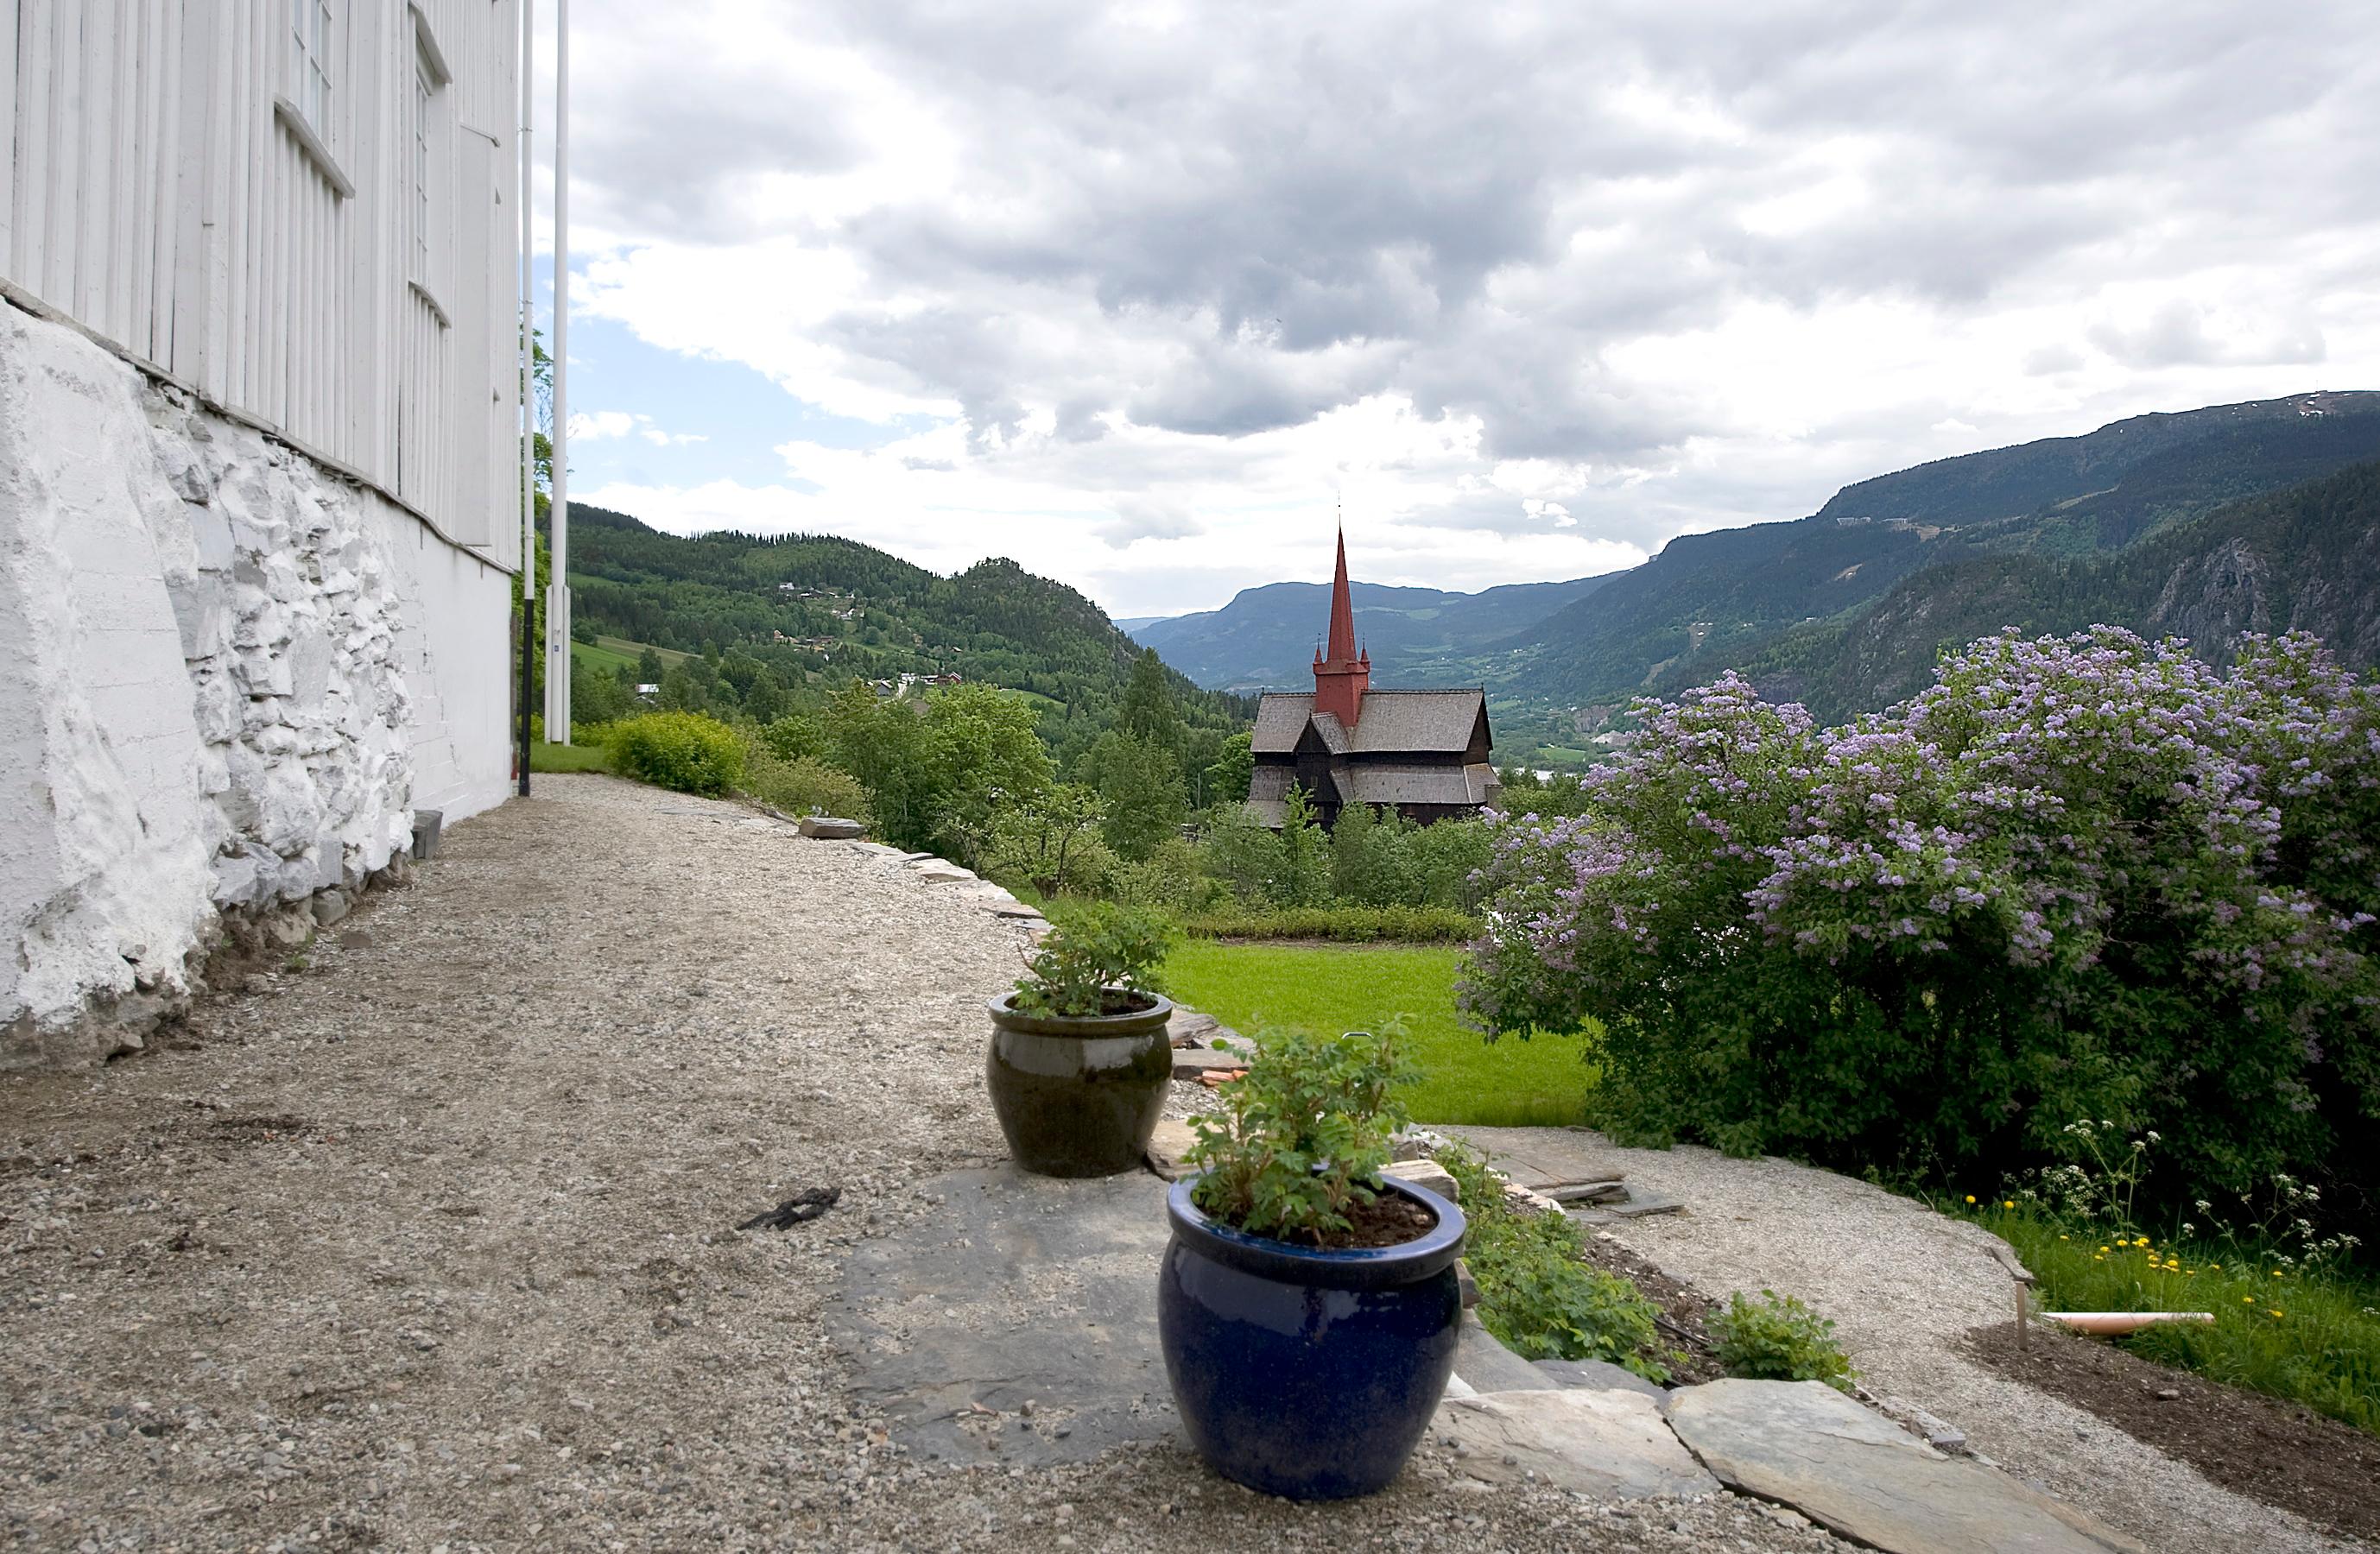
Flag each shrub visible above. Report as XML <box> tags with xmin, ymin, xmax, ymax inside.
<box><xmin>1112</xmin><ymin>837</ymin><xmax>1232</xmax><ymax>915</ymax></box>
<box><xmin>742</xmin><ymin>749</ymin><xmax>869</xmax><ymax>823</ymax></box>
<box><xmin>1181</xmin><ymin>904</ymin><xmax>1480</xmax><ymax>943</ymax></box>
<box><xmin>1707</xmin><ymin>1290</ymin><xmax>1855</xmax><ymax>1391</ymax></box>
<box><xmin>607</xmin><ymin>711</ymin><xmax>745</xmax><ymax>796</ymax></box>
<box><xmin>1437</xmin><ymin>1145</ymin><xmax>1672</xmax><ymax>1380</ymax></box>
<box><xmin>1011</xmin><ymin>902</ymin><xmax>1176</xmax><ymax>1018</ymax></box>
<box><xmin>1463</xmin><ymin>629</ymin><xmax>2380</xmax><ymax>1234</ymax></box>
<box><xmin>1186</xmin><ymin>1027</ymin><xmax>1410</xmax><ymax>1245</ymax></box>
<box><xmin>986</xmin><ymin>785</ymin><xmax>1115</xmax><ymax>897</ymax></box>
<box><xmin>759</xmin><ymin>711</ymin><xmax>825</xmax><ymax>761</ymax></box>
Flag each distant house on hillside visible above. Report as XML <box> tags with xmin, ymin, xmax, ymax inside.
<box><xmin>1247</xmin><ymin>532</ymin><xmax>1498</xmax><ymax>830</ymax></box>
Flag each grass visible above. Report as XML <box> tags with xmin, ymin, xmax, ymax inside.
<box><xmin>1963</xmin><ymin>1202</ymin><xmax>2380</xmax><ymax>1437</ymax></box>
<box><xmin>569</xmin><ymin>635</ymin><xmax>691</xmax><ymax>680</ymax></box>
<box><xmin>1159</xmin><ymin>940</ymin><xmax>1597</xmax><ymax>1127</ymax></box>
<box><xmin>529</xmin><ymin>740</ymin><xmax>611</xmax><ymax>774</ymax></box>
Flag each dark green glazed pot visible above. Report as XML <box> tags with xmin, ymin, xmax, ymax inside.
<box><xmin>985</xmin><ymin>991</ymin><xmax>1174</xmax><ymax>1178</ymax></box>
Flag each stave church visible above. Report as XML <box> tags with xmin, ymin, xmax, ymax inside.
<box><xmin>1246</xmin><ymin>531</ymin><xmax>1500</xmax><ymax>830</ymax></box>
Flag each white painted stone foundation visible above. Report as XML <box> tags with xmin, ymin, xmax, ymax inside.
<box><xmin>1</xmin><ymin>305</ymin><xmax>513</xmax><ymax>1068</ymax></box>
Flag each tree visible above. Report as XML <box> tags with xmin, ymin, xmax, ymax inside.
<box><xmin>1331</xmin><ymin>801</ymin><xmax>1416</xmax><ymax>906</ymax></box>
<box><xmin>636</xmin><ymin>646</ymin><xmax>665</xmax><ymax>685</ymax></box>
<box><xmin>827</xmin><ymin>680</ymin><xmax>937</xmax><ymax>850</ymax></box>
<box><xmin>922</xmin><ymin>682</ymin><xmax>1056</xmax><ymax>865</ymax></box>
<box><xmin>1117</xmin><ymin>648</ymin><xmax>1186</xmax><ymax>753</ymax></box>
<box><xmin>570</xmin><ymin>656</ymin><xmax>631</xmax><ymax>726</ymax></box>
<box><xmin>987</xmin><ymin>785</ymin><xmax>1113</xmax><ymax>897</ymax></box>
<box><xmin>1199</xmin><ymin>802</ymin><xmax>1288</xmax><ymax>904</ymax></box>
<box><xmin>1275</xmin><ymin>786</ymin><xmax>1332</xmax><ymax>906</ymax></box>
<box><xmin>1206</xmin><ymin>731</ymin><xmax>1255</xmax><ymax>805</ymax></box>
<box><xmin>658</xmin><ymin>660</ymin><xmax>710</xmax><ymax>712</ymax></box>
<box><xmin>1088</xmin><ymin>730</ymin><xmax>1188</xmax><ymax>862</ymax></box>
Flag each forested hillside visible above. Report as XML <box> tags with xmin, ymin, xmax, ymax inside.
<box><xmin>1505</xmin><ymin>391</ymin><xmax>2380</xmax><ymax>716</ymax></box>
<box><xmin>554</xmin><ymin>504</ymin><xmax>1250</xmax><ymax>762</ymax></box>
<box><xmin>1740</xmin><ymin>459</ymin><xmax>2380</xmax><ymax>722</ymax></box>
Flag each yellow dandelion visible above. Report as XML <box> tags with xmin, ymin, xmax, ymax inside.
<box><xmin>2098</xmin><ymin>1246</ymin><xmax>2111</xmax><ymax>1254</ymax></box>
<box><xmin>1965</xmin><ymin>1195</ymin><xmax>1977</xmax><ymax>1204</ymax></box>
<box><xmin>2243</xmin><ymin>1296</ymin><xmax>2257</xmax><ymax>1304</ymax></box>
<box><xmin>2003</xmin><ymin>1200</ymin><xmax>2015</xmax><ymax>1210</ymax></box>
<box><xmin>2270</xmin><ymin>1310</ymin><xmax>2284</xmax><ymax>1319</ymax></box>
<box><xmin>2135</xmin><ymin>1237</ymin><xmax>2150</xmax><ymax>1248</ymax></box>
<box><xmin>2273</xmin><ymin>1270</ymin><xmax>2285</xmax><ymax>1279</ymax></box>
<box><xmin>2059</xmin><ymin>1234</ymin><xmax>2070</xmax><ymax>1241</ymax></box>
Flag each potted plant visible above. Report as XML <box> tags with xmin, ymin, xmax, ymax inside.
<box><xmin>986</xmin><ymin>904</ymin><xmax>1178</xmax><ymax>1177</ymax></box>
<box><xmin>1159</xmin><ymin>1027</ymin><xmax>1465</xmax><ymax>1500</ymax></box>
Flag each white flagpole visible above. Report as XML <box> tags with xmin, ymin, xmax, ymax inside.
<box><xmin>517</xmin><ymin>0</ymin><xmax>535</xmax><ymax>792</ymax></box>
<box><xmin>543</xmin><ymin>0</ymin><xmax>573</xmax><ymax>742</ymax></box>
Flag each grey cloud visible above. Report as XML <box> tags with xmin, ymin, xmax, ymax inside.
<box><xmin>568</xmin><ymin>0</ymin><xmax>2380</xmax><ymax>521</ymax></box>
<box><xmin>2089</xmin><ymin>301</ymin><xmax>2328</xmax><ymax>369</ymax></box>
<box><xmin>1093</xmin><ymin>496</ymin><xmax>1206</xmax><ymax>547</ymax></box>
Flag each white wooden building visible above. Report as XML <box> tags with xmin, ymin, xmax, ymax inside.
<box><xmin>0</xmin><ymin>2</ymin><xmax>525</xmax><ymax>1066</ymax></box>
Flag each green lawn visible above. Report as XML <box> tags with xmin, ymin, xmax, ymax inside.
<box><xmin>1160</xmin><ymin>940</ymin><xmax>1598</xmax><ymax>1127</ymax></box>
<box><xmin>529</xmin><ymin>740</ymin><xmax>611</xmax><ymax>774</ymax></box>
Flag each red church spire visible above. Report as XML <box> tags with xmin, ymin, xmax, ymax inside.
<box><xmin>1326</xmin><ymin>527</ymin><xmax>1358</xmax><ymax>662</ymax></box>
<box><xmin>1313</xmin><ymin>523</ymin><xmax>1370</xmax><ymax>726</ymax></box>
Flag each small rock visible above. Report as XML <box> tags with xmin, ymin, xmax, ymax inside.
<box><xmin>1529</xmin><ymin>1356</ymin><xmax>1668</xmax><ymax>1402</ymax></box>
<box><xmin>310</xmin><ymin>890</ymin><xmax>351</xmax><ymax>926</ymax></box>
<box><xmin>1145</xmin><ymin>1120</ymin><xmax>1197</xmax><ymax>1182</ymax></box>
<box><xmin>796</xmin><ymin>816</ymin><xmax>865</xmax><ymax>840</ymax></box>
<box><xmin>2155</xmin><ymin>1387</ymin><xmax>2180</xmax><ymax>1401</ymax></box>
<box><xmin>1381</xmin><ymin>1159</ymin><xmax>1460</xmax><ymax>1202</ymax></box>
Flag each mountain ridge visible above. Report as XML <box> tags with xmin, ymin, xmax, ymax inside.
<box><xmin>1501</xmin><ymin>390</ymin><xmax>2380</xmax><ymax>716</ymax></box>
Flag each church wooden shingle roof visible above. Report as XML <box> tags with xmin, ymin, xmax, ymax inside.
<box><xmin>1250</xmin><ymin>688</ymin><xmax>1487</xmax><ymax>755</ymax></box>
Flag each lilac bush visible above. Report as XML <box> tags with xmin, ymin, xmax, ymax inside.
<box><xmin>1463</xmin><ymin>629</ymin><xmax>2380</xmax><ymax>1227</ymax></box>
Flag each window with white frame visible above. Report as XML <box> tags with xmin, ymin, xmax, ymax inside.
<box><xmin>290</xmin><ymin>0</ymin><xmax>334</xmax><ymax>135</ymax></box>
<box><xmin>414</xmin><ymin>47</ymin><xmax>434</xmax><ymax>278</ymax></box>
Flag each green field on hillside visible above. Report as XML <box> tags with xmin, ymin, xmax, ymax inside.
<box><xmin>1159</xmin><ymin>941</ymin><xmax>1597</xmax><ymax>1127</ymax></box>
<box><xmin>570</xmin><ymin>635</ymin><xmax>691</xmax><ymax>681</ymax></box>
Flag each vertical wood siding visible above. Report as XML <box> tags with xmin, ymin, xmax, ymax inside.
<box><xmin>2</xmin><ymin>0</ymin><xmax>520</xmax><ymax>563</ymax></box>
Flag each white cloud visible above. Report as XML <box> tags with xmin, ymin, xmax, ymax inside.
<box><xmin>568</xmin><ymin>409</ymin><xmax>708</xmax><ymax>447</ymax></box>
<box><xmin>533</xmin><ymin>0</ymin><xmax>2380</xmax><ymax>615</ymax></box>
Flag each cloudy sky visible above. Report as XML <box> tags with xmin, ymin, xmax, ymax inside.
<box><xmin>532</xmin><ymin>0</ymin><xmax>2380</xmax><ymax>619</ymax></box>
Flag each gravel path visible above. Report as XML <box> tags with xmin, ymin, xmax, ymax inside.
<box><xmin>1448</xmin><ymin>1128</ymin><xmax>2367</xmax><ymax>1554</ymax></box>
<box><xmin>1</xmin><ymin>776</ymin><xmax>1849</xmax><ymax>1553</ymax></box>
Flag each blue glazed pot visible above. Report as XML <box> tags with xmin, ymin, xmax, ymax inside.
<box><xmin>1158</xmin><ymin>1173</ymin><xmax>1466</xmax><ymax>1500</ymax></box>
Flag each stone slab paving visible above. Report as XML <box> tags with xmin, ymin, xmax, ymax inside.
<box><xmin>833</xmin><ymin>1164</ymin><xmax>1180</xmax><ymax>1469</ymax></box>
<box><xmin>1435</xmin><ymin>1389</ymin><xmax>1716</xmax><ymax>1499</ymax></box>
<box><xmin>1667</xmin><ymin>1380</ymin><xmax>2145</xmax><ymax>1554</ymax></box>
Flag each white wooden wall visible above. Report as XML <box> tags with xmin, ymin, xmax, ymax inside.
<box><xmin>0</xmin><ymin>0</ymin><xmax>521</xmax><ymax>563</ymax></box>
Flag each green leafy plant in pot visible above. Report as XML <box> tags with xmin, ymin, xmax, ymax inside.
<box><xmin>985</xmin><ymin>904</ymin><xmax>1178</xmax><ymax>1177</ymax></box>
<box><xmin>1158</xmin><ymin>1027</ymin><xmax>1467</xmax><ymax>1500</ymax></box>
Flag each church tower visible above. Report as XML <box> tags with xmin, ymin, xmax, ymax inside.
<box><xmin>1312</xmin><ymin>527</ymin><xmax>1370</xmax><ymax>726</ymax></box>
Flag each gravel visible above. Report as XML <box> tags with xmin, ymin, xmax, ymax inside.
<box><xmin>1456</xmin><ymin>1128</ymin><xmax>2366</xmax><ymax>1554</ymax></box>
<box><xmin>0</xmin><ymin>775</ymin><xmax>1853</xmax><ymax>1552</ymax></box>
